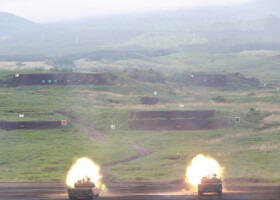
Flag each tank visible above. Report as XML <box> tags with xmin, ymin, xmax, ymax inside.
<box><xmin>68</xmin><ymin>177</ymin><xmax>99</xmax><ymax>200</ymax></box>
<box><xmin>197</xmin><ymin>175</ymin><xmax>222</xmax><ymax>196</ymax></box>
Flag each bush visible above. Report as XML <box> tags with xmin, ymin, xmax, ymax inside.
<box><xmin>212</xmin><ymin>95</ymin><xmax>226</xmax><ymax>103</ymax></box>
<box><xmin>248</xmin><ymin>92</ymin><xmax>256</xmax><ymax>96</ymax></box>
<box><xmin>16</xmin><ymin>62</ymin><xmax>25</xmax><ymax>67</ymax></box>
<box><xmin>246</xmin><ymin>108</ymin><xmax>266</xmax><ymax>123</ymax></box>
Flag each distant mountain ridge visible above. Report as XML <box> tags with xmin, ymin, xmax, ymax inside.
<box><xmin>0</xmin><ymin>12</ymin><xmax>39</xmax><ymax>35</ymax></box>
<box><xmin>0</xmin><ymin>0</ymin><xmax>280</xmax><ymax>57</ymax></box>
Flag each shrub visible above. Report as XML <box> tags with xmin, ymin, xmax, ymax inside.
<box><xmin>246</xmin><ymin>108</ymin><xmax>266</xmax><ymax>123</ymax></box>
<box><xmin>212</xmin><ymin>95</ymin><xmax>226</xmax><ymax>103</ymax></box>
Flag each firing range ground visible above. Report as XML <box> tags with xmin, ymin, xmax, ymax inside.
<box><xmin>0</xmin><ymin>182</ymin><xmax>279</xmax><ymax>200</ymax></box>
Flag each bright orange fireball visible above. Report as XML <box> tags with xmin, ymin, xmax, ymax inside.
<box><xmin>185</xmin><ymin>154</ymin><xmax>223</xmax><ymax>190</ymax></box>
<box><xmin>66</xmin><ymin>157</ymin><xmax>102</xmax><ymax>188</ymax></box>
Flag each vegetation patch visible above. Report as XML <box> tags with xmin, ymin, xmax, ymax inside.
<box><xmin>261</xmin><ymin>122</ymin><xmax>280</xmax><ymax>130</ymax></box>
<box><xmin>226</xmin><ymin>73</ymin><xmax>260</xmax><ymax>90</ymax></box>
<box><xmin>212</xmin><ymin>95</ymin><xmax>226</xmax><ymax>103</ymax></box>
<box><xmin>246</xmin><ymin>108</ymin><xmax>267</xmax><ymax>124</ymax></box>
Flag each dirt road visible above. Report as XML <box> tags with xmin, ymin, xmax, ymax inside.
<box><xmin>0</xmin><ymin>182</ymin><xmax>279</xmax><ymax>200</ymax></box>
<box><xmin>56</xmin><ymin>110</ymin><xmax>107</xmax><ymax>142</ymax></box>
<box><xmin>57</xmin><ymin>110</ymin><xmax>152</xmax><ymax>184</ymax></box>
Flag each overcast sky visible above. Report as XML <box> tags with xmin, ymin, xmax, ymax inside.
<box><xmin>0</xmin><ymin>0</ymin><xmax>254</xmax><ymax>23</ymax></box>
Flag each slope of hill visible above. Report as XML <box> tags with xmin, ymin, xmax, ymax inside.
<box><xmin>0</xmin><ymin>12</ymin><xmax>40</xmax><ymax>36</ymax></box>
<box><xmin>0</xmin><ymin>0</ymin><xmax>280</xmax><ymax>56</ymax></box>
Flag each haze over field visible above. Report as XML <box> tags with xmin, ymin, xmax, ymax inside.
<box><xmin>0</xmin><ymin>0</ymin><xmax>255</xmax><ymax>23</ymax></box>
<box><xmin>0</xmin><ymin>0</ymin><xmax>279</xmax><ymax>56</ymax></box>
<box><xmin>1</xmin><ymin>0</ymin><xmax>280</xmax><ymax>195</ymax></box>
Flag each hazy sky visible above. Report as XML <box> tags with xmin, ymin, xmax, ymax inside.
<box><xmin>0</xmin><ymin>0</ymin><xmax>254</xmax><ymax>23</ymax></box>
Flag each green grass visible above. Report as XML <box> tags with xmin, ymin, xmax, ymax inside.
<box><xmin>0</xmin><ymin>52</ymin><xmax>280</xmax><ymax>185</ymax></box>
<box><xmin>110</xmin><ymin>129</ymin><xmax>280</xmax><ymax>183</ymax></box>
<box><xmin>73</xmin><ymin>50</ymin><xmax>280</xmax><ymax>83</ymax></box>
<box><xmin>0</xmin><ymin>124</ymin><xmax>134</xmax><ymax>182</ymax></box>
<box><xmin>2</xmin><ymin>50</ymin><xmax>280</xmax><ymax>83</ymax></box>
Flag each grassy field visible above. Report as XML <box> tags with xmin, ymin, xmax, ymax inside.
<box><xmin>0</xmin><ymin>61</ymin><xmax>52</xmax><ymax>71</ymax></box>
<box><xmin>75</xmin><ymin>50</ymin><xmax>280</xmax><ymax>82</ymax></box>
<box><xmin>70</xmin><ymin>87</ymin><xmax>280</xmax><ymax>184</ymax></box>
<box><xmin>120</xmin><ymin>32</ymin><xmax>208</xmax><ymax>48</ymax></box>
<box><xmin>0</xmin><ymin>51</ymin><xmax>279</xmax><ymax>185</ymax></box>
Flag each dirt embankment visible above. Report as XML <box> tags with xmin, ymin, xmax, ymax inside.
<box><xmin>131</xmin><ymin>110</ymin><xmax>215</xmax><ymax>119</ymax></box>
<box><xmin>130</xmin><ymin>119</ymin><xmax>228</xmax><ymax>131</ymax></box>
<box><xmin>8</xmin><ymin>73</ymin><xmax>112</xmax><ymax>87</ymax></box>
<box><xmin>140</xmin><ymin>97</ymin><xmax>160</xmax><ymax>105</ymax></box>
<box><xmin>0</xmin><ymin>121</ymin><xmax>61</xmax><ymax>130</ymax></box>
<box><xmin>130</xmin><ymin>110</ymin><xmax>227</xmax><ymax>131</ymax></box>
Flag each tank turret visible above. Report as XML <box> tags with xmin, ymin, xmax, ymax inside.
<box><xmin>68</xmin><ymin>177</ymin><xmax>99</xmax><ymax>200</ymax></box>
<box><xmin>198</xmin><ymin>174</ymin><xmax>222</xmax><ymax>196</ymax></box>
